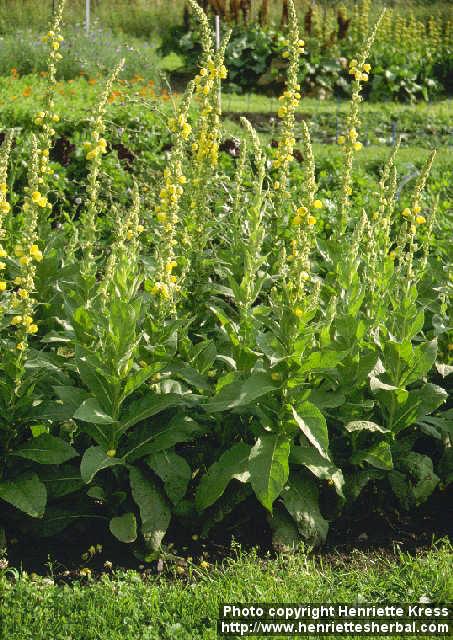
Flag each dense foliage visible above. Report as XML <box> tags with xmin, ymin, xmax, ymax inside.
<box><xmin>163</xmin><ymin>0</ymin><xmax>453</xmax><ymax>101</ymax></box>
<box><xmin>0</xmin><ymin>0</ymin><xmax>451</xmax><ymax>560</ymax></box>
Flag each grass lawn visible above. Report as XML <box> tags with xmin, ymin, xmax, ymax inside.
<box><xmin>0</xmin><ymin>541</ymin><xmax>452</xmax><ymax>639</ymax></box>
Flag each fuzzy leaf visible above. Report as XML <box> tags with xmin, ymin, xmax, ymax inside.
<box><xmin>129</xmin><ymin>466</ymin><xmax>170</xmax><ymax>550</ymax></box>
<box><xmin>195</xmin><ymin>442</ymin><xmax>251</xmax><ymax>511</ymax></box>
<box><xmin>109</xmin><ymin>513</ymin><xmax>137</xmax><ymax>543</ymax></box>
<box><xmin>248</xmin><ymin>434</ymin><xmax>290</xmax><ymax>512</ymax></box>
<box><xmin>0</xmin><ymin>472</ymin><xmax>46</xmax><ymax>518</ymax></box>
<box><xmin>13</xmin><ymin>434</ymin><xmax>78</xmax><ymax>465</ymax></box>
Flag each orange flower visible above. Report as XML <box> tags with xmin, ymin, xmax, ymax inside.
<box><xmin>22</xmin><ymin>86</ymin><xmax>32</xmax><ymax>97</ymax></box>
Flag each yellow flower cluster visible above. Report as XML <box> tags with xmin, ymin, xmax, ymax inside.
<box><xmin>31</xmin><ymin>190</ymin><xmax>50</xmax><ymax>209</ymax></box>
<box><xmin>155</xmin><ymin>166</ymin><xmax>186</xmax><ymax>228</ymax></box>
<box><xmin>41</xmin><ymin>30</ymin><xmax>64</xmax><ymax>62</ymax></box>
<box><xmin>402</xmin><ymin>206</ymin><xmax>426</xmax><ymax>225</ymax></box>
<box><xmin>0</xmin><ymin>182</ymin><xmax>10</xmax><ymax>214</ymax></box>
<box><xmin>150</xmin><ymin>281</ymin><xmax>170</xmax><ymax>299</ymax></box>
<box><xmin>84</xmin><ymin>137</ymin><xmax>108</xmax><ymax>161</ymax></box>
<box><xmin>348</xmin><ymin>58</ymin><xmax>371</xmax><ymax>82</ymax></box>
<box><xmin>291</xmin><ymin>201</ymin><xmax>322</xmax><ymax>226</ymax></box>
<box><xmin>338</xmin><ymin>128</ymin><xmax>363</xmax><ymax>151</ymax></box>
<box><xmin>196</xmin><ymin>58</ymin><xmax>228</xmax><ymax>83</ymax></box>
<box><xmin>282</xmin><ymin>38</ymin><xmax>305</xmax><ymax>58</ymax></box>
<box><xmin>168</xmin><ymin>115</ymin><xmax>192</xmax><ymax>141</ymax></box>
<box><xmin>10</xmin><ymin>314</ymin><xmax>38</xmax><ymax>334</ymax></box>
<box><xmin>15</xmin><ymin>243</ymin><xmax>43</xmax><ymax>263</ymax></box>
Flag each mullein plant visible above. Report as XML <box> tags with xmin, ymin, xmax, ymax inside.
<box><xmin>33</xmin><ymin>0</ymin><xmax>65</xmax><ymax>235</ymax></box>
<box><xmin>78</xmin><ymin>60</ymin><xmax>125</xmax><ymax>283</ymax></box>
<box><xmin>0</xmin><ymin>133</ymin><xmax>13</xmax><ymax>316</ymax></box>
<box><xmin>180</xmin><ymin>0</ymin><xmax>230</xmax><ymax>291</ymax></box>
<box><xmin>336</xmin><ymin>10</ymin><xmax>385</xmax><ymax>234</ymax></box>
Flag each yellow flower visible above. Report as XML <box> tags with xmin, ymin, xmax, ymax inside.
<box><xmin>177</xmin><ymin>175</ymin><xmax>187</xmax><ymax>184</ymax></box>
<box><xmin>337</xmin><ymin>135</ymin><xmax>346</xmax><ymax>145</ymax></box>
<box><xmin>294</xmin><ymin>307</ymin><xmax>303</xmax><ymax>318</ymax></box>
<box><xmin>274</xmin><ymin>181</ymin><xmax>280</xmax><ymax>190</ymax></box>
<box><xmin>31</xmin><ymin>191</ymin><xmax>42</xmax><ymax>203</ymax></box>
<box><xmin>165</xmin><ymin>260</ymin><xmax>177</xmax><ymax>273</ymax></box>
<box><xmin>199</xmin><ymin>560</ymin><xmax>209</xmax><ymax>569</ymax></box>
<box><xmin>0</xmin><ymin>262</ymin><xmax>5</xmax><ymax>270</ymax></box>
<box><xmin>14</xmin><ymin>277</ymin><xmax>24</xmax><ymax>285</ymax></box>
<box><xmin>361</xmin><ymin>73</ymin><xmax>369</xmax><ymax>82</ymax></box>
<box><xmin>415</xmin><ymin>215</ymin><xmax>426</xmax><ymax>225</ymax></box>
<box><xmin>18</xmin><ymin>288</ymin><xmax>29</xmax><ymax>299</ymax></box>
<box><xmin>11</xmin><ymin>315</ymin><xmax>22</xmax><ymax>325</ymax></box>
<box><xmin>0</xmin><ymin>281</ymin><xmax>6</xmax><ymax>292</ymax></box>
<box><xmin>181</xmin><ymin>123</ymin><xmax>192</xmax><ymax>140</ymax></box>
<box><xmin>86</xmin><ymin>150</ymin><xmax>97</xmax><ymax>161</ymax></box>
<box><xmin>19</xmin><ymin>256</ymin><xmax>32</xmax><ymax>266</ymax></box>
<box><xmin>282</xmin><ymin>51</ymin><xmax>289</xmax><ymax>59</ymax></box>
<box><xmin>16</xmin><ymin>342</ymin><xmax>26</xmax><ymax>351</ymax></box>
<box><xmin>292</xmin><ymin>215</ymin><xmax>302</xmax><ymax>225</ymax></box>
<box><xmin>0</xmin><ymin>183</ymin><xmax>6</xmax><ymax>193</ymax></box>
<box><xmin>413</xmin><ymin>205</ymin><xmax>421</xmax><ymax>214</ymax></box>
<box><xmin>307</xmin><ymin>215</ymin><xmax>317</xmax><ymax>225</ymax></box>
<box><xmin>402</xmin><ymin>208</ymin><xmax>411</xmax><ymax>218</ymax></box>
<box><xmin>349</xmin><ymin>59</ymin><xmax>358</xmax><ymax>68</ymax></box>
<box><xmin>0</xmin><ymin>201</ymin><xmax>11</xmax><ymax>214</ymax></box>
<box><xmin>362</xmin><ymin>63</ymin><xmax>371</xmax><ymax>72</ymax></box>
<box><xmin>348</xmin><ymin>128</ymin><xmax>358</xmax><ymax>141</ymax></box>
<box><xmin>156</xmin><ymin>212</ymin><xmax>167</xmax><ymax>223</ymax></box>
<box><xmin>106</xmin><ymin>449</ymin><xmax>117</xmax><ymax>458</ymax></box>
<box><xmin>126</xmin><ymin>230</ymin><xmax>133</xmax><ymax>240</ymax></box>
<box><xmin>353</xmin><ymin>142</ymin><xmax>363</xmax><ymax>151</ymax></box>
<box><xmin>137</xmin><ymin>225</ymin><xmax>145</xmax><ymax>234</ymax></box>
<box><xmin>26</xmin><ymin>324</ymin><xmax>38</xmax><ymax>334</ymax></box>
<box><xmin>313</xmin><ymin>200</ymin><xmax>323</xmax><ymax>209</ymax></box>
<box><xmin>30</xmin><ymin>245</ymin><xmax>43</xmax><ymax>262</ymax></box>
<box><xmin>52</xmin><ymin>41</ymin><xmax>60</xmax><ymax>50</ymax></box>
<box><xmin>0</xmin><ymin>247</ymin><xmax>7</xmax><ymax>258</ymax></box>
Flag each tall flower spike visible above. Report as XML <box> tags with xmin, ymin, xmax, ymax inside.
<box><xmin>79</xmin><ymin>59</ymin><xmax>125</xmax><ymax>277</ymax></box>
<box><xmin>338</xmin><ymin>9</ymin><xmax>386</xmax><ymax>234</ymax></box>
<box><xmin>34</xmin><ymin>0</ymin><xmax>66</xmax><ymax>225</ymax></box>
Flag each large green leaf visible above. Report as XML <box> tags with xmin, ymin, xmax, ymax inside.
<box><xmin>109</xmin><ymin>512</ymin><xmax>137</xmax><ymax>543</ymax></box>
<box><xmin>204</xmin><ymin>372</ymin><xmax>278</xmax><ymax>413</ymax></box>
<box><xmin>351</xmin><ymin>440</ymin><xmax>393</xmax><ymax>470</ymax></box>
<box><xmin>281</xmin><ymin>473</ymin><xmax>328</xmax><ymax>546</ymax></box>
<box><xmin>80</xmin><ymin>446</ymin><xmax>123</xmax><ymax>484</ymax></box>
<box><xmin>291</xmin><ymin>402</ymin><xmax>329</xmax><ymax>458</ymax></box>
<box><xmin>39</xmin><ymin>464</ymin><xmax>84</xmax><ymax>499</ymax></box>
<box><xmin>124</xmin><ymin>414</ymin><xmax>203</xmax><ymax>462</ymax></box>
<box><xmin>120</xmin><ymin>392</ymin><xmax>187</xmax><ymax>430</ymax></box>
<box><xmin>248</xmin><ymin>434</ymin><xmax>290</xmax><ymax>513</ymax></box>
<box><xmin>0</xmin><ymin>472</ymin><xmax>46</xmax><ymax>518</ymax></box>
<box><xmin>147</xmin><ymin>450</ymin><xmax>192</xmax><ymax>505</ymax></box>
<box><xmin>74</xmin><ymin>398</ymin><xmax>116</xmax><ymax>425</ymax></box>
<box><xmin>405</xmin><ymin>339</ymin><xmax>437</xmax><ymax>385</ymax></box>
<box><xmin>290</xmin><ymin>445</ymin><xmax>344</xmax><ymax>498</ymax></box>
<box><xmin>268</xmin><ymin>503</ymin><xmax>300</xmax><ymax>551</ymax></box>
<box><xmin>13</xmin><ymin>434</ymin><xmax>78</xmax><ymax>465</ymax></box>
<box><xmin>53</xmin><ymin>386</ymin><xmax>91</xmax><ymax>415</ymax></box>
<box><xmin>392</xmin><ymin>384</ymin><xmax>448</xmax><ymax>433</ymax></box>
<box><xmin>129</xmin><ymin>467</ymin><xmax>170</xmax><ymax>550</ymax></box>
<box><xmin>195</xmin><ymin>442</ymin><xmax>251</xmax><ymax>511</ymax></box>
